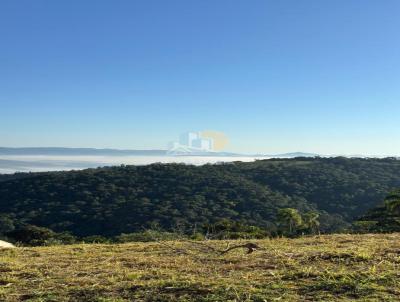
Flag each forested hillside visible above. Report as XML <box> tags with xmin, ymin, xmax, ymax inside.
<box><xmin>1</xmin><ymin>157</ymin><xmax>400</xmax><ymax>239</ymax></box>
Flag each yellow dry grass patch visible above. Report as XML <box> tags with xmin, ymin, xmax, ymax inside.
<box><xmin>1</xmin><ymin>233</ymin><xmax>400</xmax><ymax>301</ymax></box>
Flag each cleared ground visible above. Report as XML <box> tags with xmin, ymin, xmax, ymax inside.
<box><xmin>1</xmin><ymin>234</ymin><xmax>400</xmax><ymax>301</ymax></box>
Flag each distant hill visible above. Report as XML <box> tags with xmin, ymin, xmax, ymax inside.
<box><xmin>267</xmin><ymin>152</ymin><xmax>320</xmax><ymax>158</ymax></box>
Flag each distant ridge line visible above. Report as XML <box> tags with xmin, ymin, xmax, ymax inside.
<box><xmin>0</xmin><ymin>147</ymin><xmax>166</xmax><ymax>156</ymax></box>
<box><xmin>0</xmin><ymin>147</ymin><xmax>321</xmax><ymax>158</ymax></box>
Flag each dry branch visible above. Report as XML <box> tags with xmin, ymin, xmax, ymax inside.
<box><xmin>220</xmin><ymin>243</ymin><xmax>261</xmax><ymax>255</ymax></box>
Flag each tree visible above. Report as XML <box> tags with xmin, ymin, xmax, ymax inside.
<box><xmin>302</xmin><ymin>211</ymin><xmax>320</xmax><ymax>235</ymax></box>
<box><xmin>354</xmin><ymin>189</ymin><xmax>400</xmax><ymax>233</ymax></box>
<box><xmin>0</xmin><ymin>214</ymin><xmax>15</xmax><ymax>235</ymax></box>
<box><xmin>277</xmin><ymin>208</ymin><xmax>303</xmax><ymax>236</ymax></box>
<box><xmin>384</xmin><ymin>190</ymin><xmax>400</xmax><ymax>215</ymax></box>
<box><xmin>7</xmin><ymin>225</ymin><xmax>57</xmax><ymax>246</ymax></box>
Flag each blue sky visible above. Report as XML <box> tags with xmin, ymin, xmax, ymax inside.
<box><xmin>1</xmin><ymin>0</ymin><xmax>399</xmax><ymax>155</ymax></box>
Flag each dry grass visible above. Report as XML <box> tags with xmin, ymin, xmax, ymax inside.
<box><xmin>1</xmin><ymin>233</ymin><xmax>400</xmax><ymax>301</ymax></box>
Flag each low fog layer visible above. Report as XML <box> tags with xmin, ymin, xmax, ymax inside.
<box><xmin>0</xmin><ymin>155</ymin><xmax>269</xmax><ymax>174</ymax></box>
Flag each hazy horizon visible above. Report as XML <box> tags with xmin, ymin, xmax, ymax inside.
<box><xmin>0</xmin><ymin>149</ymin><xmax>398</xmax><ymax>175</ymax></box>
<box><xmin>1</xmin><ymin>146</ymin><xmax>399</xmax><ymax>158</ymax></box>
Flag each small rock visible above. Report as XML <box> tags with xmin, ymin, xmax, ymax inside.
<box><xmin>0</xmin><ymin>240</ymin><xmax>15</xmax><ymax>249</ymax></box>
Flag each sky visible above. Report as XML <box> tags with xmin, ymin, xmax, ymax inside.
<box><xmin>1</xmin><ymin>0</ymin><xmax>399</xmax><ymax>155</ymax></box>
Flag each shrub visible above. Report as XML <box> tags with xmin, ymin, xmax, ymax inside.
<box><xmin>115</xmin><ymin>230</ymin><xmax>184</xmax><ymax>242</ymax></box>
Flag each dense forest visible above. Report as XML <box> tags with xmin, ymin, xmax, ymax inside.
<box><xmin>1</xmin><ymin>157</ymin><xmax>400</xmax><ymax>243</ymax></box>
